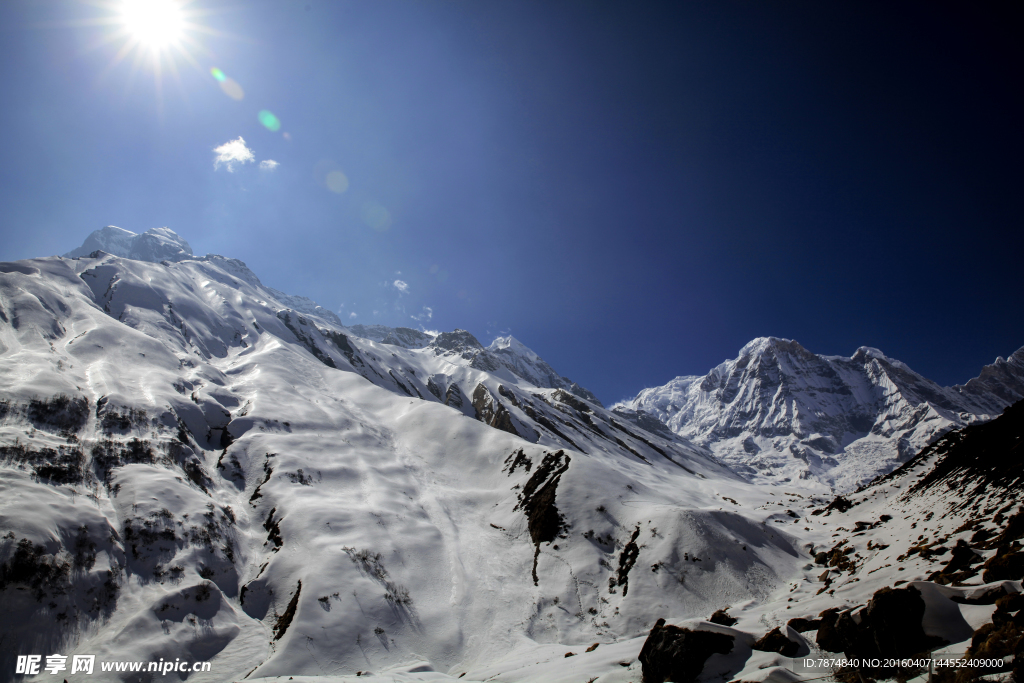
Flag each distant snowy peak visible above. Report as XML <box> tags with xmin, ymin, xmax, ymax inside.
<box><xmin>616</xmin><ymin>336</ymin><xmax>1024</xmax><ymax>490</ymax></box>
<box><xmin>484</xmin><ymin>335</ymin><xmax>602</xmax><ymax>406</ymax></box>
<box><xmin>65</xmin><ymin>225</ymin><xmax>193</xmax><ymax>263</ymax></box>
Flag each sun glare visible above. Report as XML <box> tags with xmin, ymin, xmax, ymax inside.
<box><xmin>121</xmin><ymin>0</ymin><xmax>185</xmax><ymax>50</ymax></box>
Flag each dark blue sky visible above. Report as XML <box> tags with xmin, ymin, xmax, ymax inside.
<box><xmin>1</xmin><ymin>1</ymin><xmax>1021</xmax><ymax>404</ymax></box>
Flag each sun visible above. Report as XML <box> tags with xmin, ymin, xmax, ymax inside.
<box><xmin>120</xmin><ymin>0</ymin><xmax>185</xmax><ymax>51</ymax></box>
<box><xmin>79</xmin><ymin>0</ymin><xmax>224</xmax><ymax>103</ymax></box>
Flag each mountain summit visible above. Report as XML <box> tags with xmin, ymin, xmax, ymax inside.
<box><xmin>64</xmin><ymin>225</ymin><xmax>194</xmax><ymax>262</ymax></box>
<box><xmin>616</xmin><ymin>336</ymin><xmax>1024</xmax><ymax>490</ymax></box>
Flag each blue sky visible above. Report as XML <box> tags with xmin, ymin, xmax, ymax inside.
<box><xmin>0</xmin><ymin>0</ymin><xmax>1021</xmax><ymax>404</ymax></box>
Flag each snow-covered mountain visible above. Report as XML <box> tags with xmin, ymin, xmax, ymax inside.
<box><xmin>614</xmin><ymin>337</ymin><xmax>1024</xmax><ymax>491</ymax></box>
<box><xmin>3</xmin><ymin>227</ymin><xmax>1022</xmax><ymax>683</ymax></box>
<box><xmin>0</xmin><ymin>228</ymin><xmax>800</xmax><ymax>682</ymax></box>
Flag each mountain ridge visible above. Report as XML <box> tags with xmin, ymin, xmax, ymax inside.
<box><xmin>615</xmin><ymin>335</ymin><xmax>1024</xmax><ymax>491</ymax></box>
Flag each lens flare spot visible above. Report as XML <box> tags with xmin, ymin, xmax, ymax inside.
<box><xmin>362</xmin><ymin>202</ymin><xmax>392</xmax><ymax>232</ymax></box>
<box><xmin>283</xmin><ymin>132</ymin><xmax>292</xmax><ymax>141</ymax></box>
<box><xmin>258</xmin><ymin>110</ymin><xmax>281</xmax><ymax>132</ymax></box>
<box><xmin>210</xmin><ymin>67</ymin><xmax>226</xmax><ymax>82</ymax></box>
<box><xmin>326</xmin><ymin>171</ymin><xmax>349</xmax><ymax>193</ymax></box>
<box><xmin>219</xmin><ymin>78</ymin><xmax>244</xmax><ymax>100</ymax></box>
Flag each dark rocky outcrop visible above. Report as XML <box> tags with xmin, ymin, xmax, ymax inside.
<box><xmin>787</xmin><ymin>616</ymin><xmax>821</xmax><ymax>632</ymax></box>
<box><xmin>322</xmin><ymin>328</ymin><xmax>362</xmax><ymax>367</ymax></box>
<box><xmin>503</xmin><ymin>448</ymin><xmax>532</xmax><ymax>475</ymax></box>
<box><xmin>935</xmin><ymin>592</ymin><xmax>1024</xmax><ymax>683</ymax></box>
<box><xmin>444</xmin><ymin>383</ymin><xmax>465</xmax><ymax>410</ymax></box>
<box><xmin>278</xmin><ymin>311</ymin><xmax>336</xmax><ymax>369</ymax></box>
<box><xmin>709</xmin><ymin>609</ymin><xmax>737</xmax><ymax>626</ymax></box>
<box><xmin>0</xmin><ymin>443</ymin><xmax>87</xmax><ymax>485</ymax></box>
<box><xmin>472</xmin><ymin>384</ymin><xmax>519</xmax><ymax>437</ymax></box>
<box><xmin>26</xmin><ymin>394</ymin><xmax>90</xmax><ymax>435</ymax></box>
<box><xmin>513</xmin><ymin>450</ymin><xmax>570</xmax><ymax>584</ymax></box>
<box><xmin>429</xmin><ymin>329</ymin><xmax>484</xmax><ymax>356</ymax></box>
<box><xmin>273</xmin><ymin>580</ymin><xmax>301</xmax><ymax>640</ymax></box>
<box><xmin>813</xmin><ymin>495</ymin><xmax>854</xmax><ymax>516</ymax></box>
<box><xmin>609</xmin><ymin>525</ymin><xmax>642</xmax><ymax>596</ymax></box>
<box><xmin>817</xmin><ymin>585</ymin><xmax>947</xmax><ymax>677</ymax></box>
<box><xmin>982</xmin><ymin>550</ymin><xmax>1024</xmax><ymax>583</ymax></box>
<box><xmin>752</xmin><ymin>627</ymin><xmax>799</xmax><ymax>657</ymax></box>
<box><xmin>929</xmin><ymin>539</ymin><xmax>984</xmax><ymax>584</ymax></box>
<box><xmin>638</xmin><ymin>619</ymin><xmax>734</xmax><ymax>683</ymax></box>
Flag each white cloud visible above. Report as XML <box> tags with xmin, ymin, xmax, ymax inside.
<box><xmin>393</xmin><ymin>279</ymin><xmax>409</xmax><ymax>294</ymax></box>
<box><xmin>411</xmin><ymin>306</ymin><xmax>433</xmax><ymax>322</ymax></box>
<box><xmin>348</xmin><ymin>312</ymin><xmax>357</xmax><ymax>319</ymax></box>
<box><xmin>213</xmin><ymin>137</ymin><xmax>255</xmax><ymax>172</ymax></box>
<box><xmin>259</xmin><ymin>159</ymin><xmax>279</xmax><ymax>171</ymax></box>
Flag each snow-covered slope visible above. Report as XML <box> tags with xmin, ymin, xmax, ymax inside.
<box><xmin>0</xmin><ymin>242</ymin><xmax>812</xmax><ymax>682</ymax></box>
<box><xmin>615</xmin><ymin>337</ymin><xmax>1024</xmax><ymax>492</ymax></box>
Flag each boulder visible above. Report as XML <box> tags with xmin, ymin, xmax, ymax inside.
<box><xmin>752</xmin><ymin>627</ymin><xmax>799</xmax><ymax>657</ymax></box>
<box><xmin>639</xmin><ymin>619</ymin><xmax>734</xmax><ymax>683</ymax></box>
<box><xmin>709</xmin><ymin>609</ymin><xmax>737</xmax><ymax>626</ymax></box>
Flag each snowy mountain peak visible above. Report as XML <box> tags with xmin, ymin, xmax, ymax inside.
<box><xmin>65</xmin><ymin>225</ymin><xmax>193</xmax><ymax>263</ymax></box>
<box><xmin>852</xmin><ymin>346</ymin><xmax>890</xmax><ymax>362</ymax></box>
<box><xmin>487</xmin><ymin>335</ymin><xmax>539</xmax><ymax>362</ymax></box>
<box><xmin>738</xmin><ymin>335</ymin><xmax>797</xmax><ymax>356</ymax></box>
<box><xmin>618</xmin><ymin>337</ymin><xmax>1024</xmax><ymax>490</ymax></box>
<box><xmin>63</xmin><ymin>227</ymin><xmax>344</xmax><ymax>326</ymax></box>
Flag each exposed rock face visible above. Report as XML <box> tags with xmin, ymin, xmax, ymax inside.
<box><xmin>513</xmin><ymin>450</ymin><xmax>570</xmax><ymax>584</ymax></box>
<box><xmin>471</xmin><ymin>384</ymin><xmax>519</xmax><ymax>437</ymax></box>
<box><xmin>444</xmin><ymin>383</ymin><xmax>465</xmax><ymax>410</ymax></box>
<box><xmin>617</xmin><ymin>337</ymin><xmax>1024</xmax><ymax>490</ymax></box>
<box><xmin>638</xmin><ymin>619</ymin><xmax>734</xmax><ymax>683</ymax></box>
<box><xmin>380</xmin><ymin>327</ymin><xmax>433</xmax><ymax>349</ymax></box>
<box><xmin>429</xmin><ymin>329</ymin><xmax>485</xmax><ymax>356</ymax></box>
